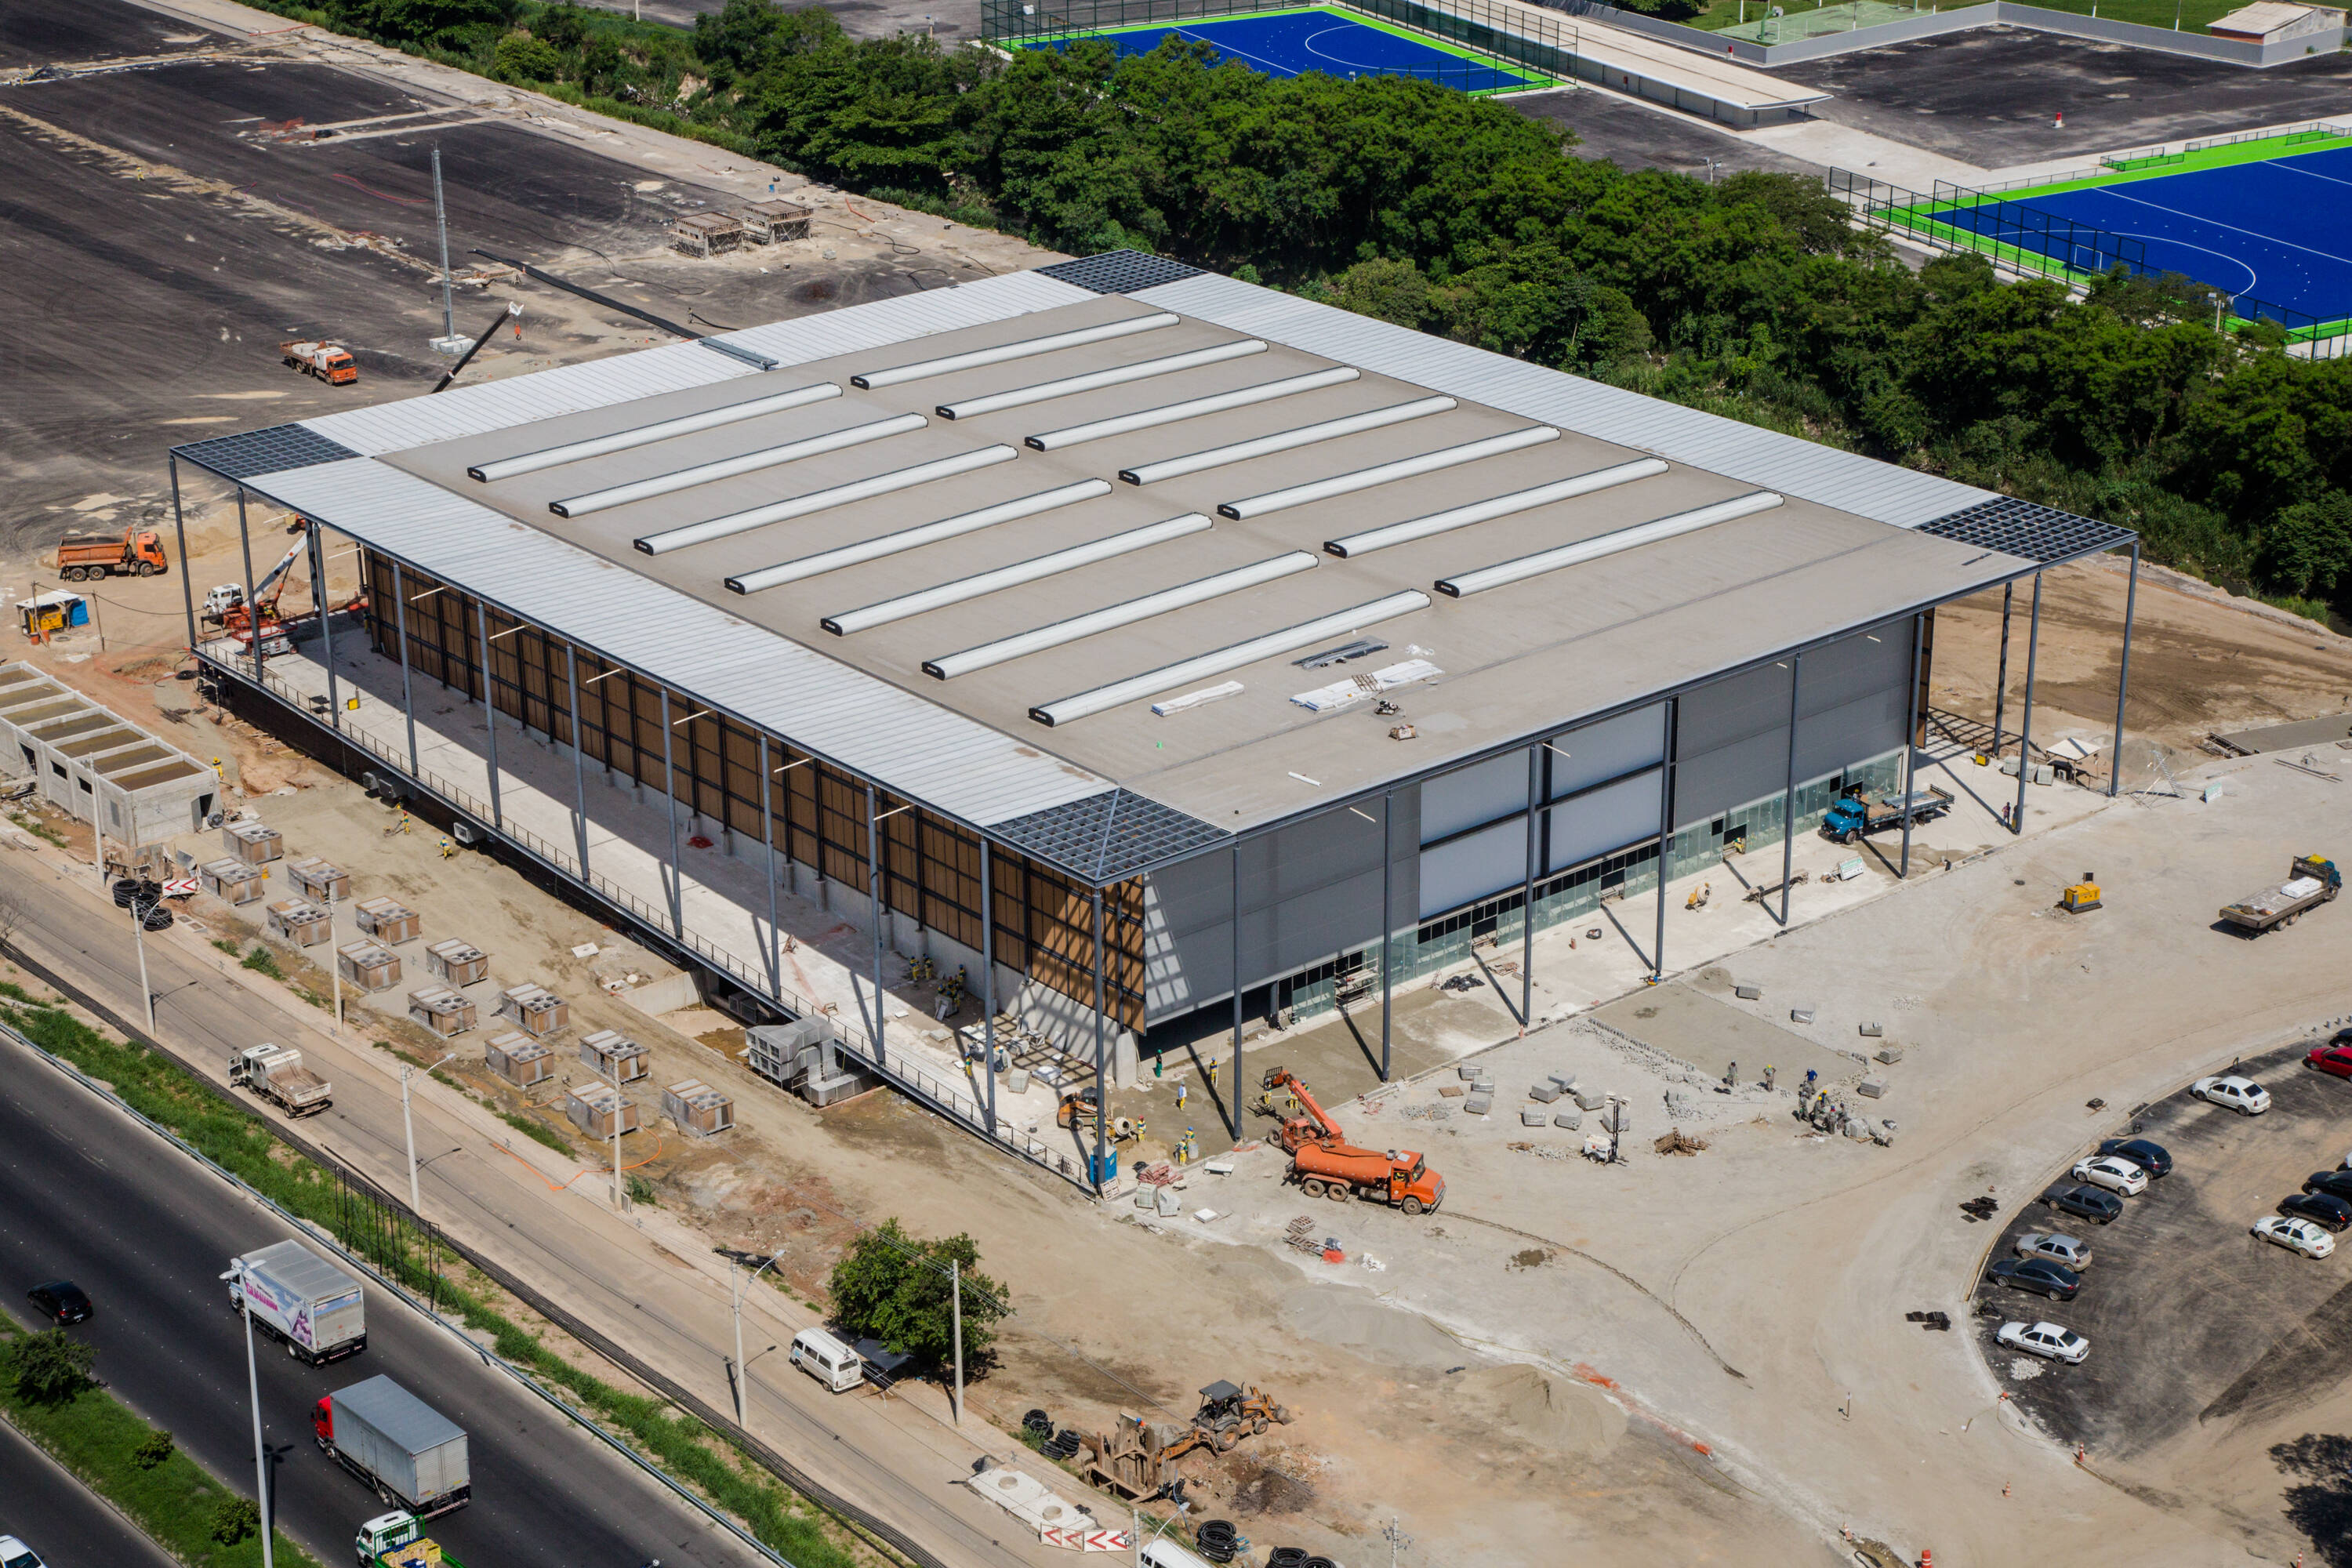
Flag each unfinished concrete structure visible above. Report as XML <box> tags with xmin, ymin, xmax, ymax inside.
<box><xmin>0</xmin><ymin>663</ymin><xmax>217</xmax><ymax>851</ymax></box>
<box><xmin>169</xmin><ymin>252</ymin><xmax>2140</xmax><ymax>1185</ymax></box>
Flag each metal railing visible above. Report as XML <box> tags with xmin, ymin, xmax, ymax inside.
<box><xmin>982</xmin><ymin>0</ymin><xmax>1578</xmax><ymax>91</ymax></box>
<box><xmin>2183</xmin><ymin>118</ymin><xmax>2352</xmax><ymax>156</ymax></box>
<box><xmin>202</xmin><ymin>649</ymin><xmax>1094</xmax><ymax>1189</ymax></box>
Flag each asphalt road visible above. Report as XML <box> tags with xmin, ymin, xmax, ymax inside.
<box><xmin>0</xmin><ymin>1412</ymin><xmax>178</xmax><ymax>1568</ymax></box>
<box><xmin>0</xmin><ymin>1025</ymin><xmax>760</xmax><ymax>1568</ymax></box>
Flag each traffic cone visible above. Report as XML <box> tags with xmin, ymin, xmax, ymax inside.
<box><xmin>1918</xmin><ymin>1551</ymin><xmax>1932</xmax><ymax>1568</ymax></box>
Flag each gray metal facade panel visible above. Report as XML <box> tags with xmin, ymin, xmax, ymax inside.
<box><xmin>236</xmin><ymin>458</ymin><xmax>1115</xmax><ymax>826</ymax></box>
<box><xmin>1131</xmin><ymin>273</ymin><xmax>1998</xmax><ymax>528</ymax></box>
<box><xmin>299</xmin><ymin>343</ymin><xmax>756</xmax><ymax>456</ymax></box>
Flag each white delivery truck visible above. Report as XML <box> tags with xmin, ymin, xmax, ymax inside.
<box><xmin>230</xmin><ymin>1240</ymin><xmax>366</xmax><ymax>1365</ymax></box>
<box><xmin>314</xmin><ymin>1375</ymin><xmax>470</xmax><ymax>1517</ymax></box>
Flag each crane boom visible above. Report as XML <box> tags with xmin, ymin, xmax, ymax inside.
<box><xmin>1261</xmin><ymin>1068</ymin><xmax>1344</xmax><ymax>1145</ymax></box>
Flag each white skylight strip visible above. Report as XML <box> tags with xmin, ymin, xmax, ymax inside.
<box><xmin>1029</xmin><ymin>592</ymin><xmax>1433</xmax><ymax>728</ymax></box>
<box><xmin>1324</xmin><ymin>457</ymin><xmax>1671</xmax><ymax>557</ymax></box>
<box><xmin>726</xmin><ymin>480</ymin><xmax>1112</xmax><ymax>594</ymax></box>
<box><xmin>1219</xmin><ymin>426</ymin><xmax>1563</xmax><ymax>521</ymax></box>
<box><xmin>635</xmin><ymin>446</ymin><xmax>1018</xmax><ymax>555</ymax></box>
<box><xmin>466</xmin><ymin>383</ymin><xmax>842</xmax><ymax>483</ymax></box>
<box><xmin>550</xmin><ymin>412</ymin><xmax>927</xmax><ymax>518</ymax></box>
<box><xmin>924</xmin><ymin>552</ymin><xmax>1320</xmax><ymax>681</ymax></box>
<box><xmin>1119</xmin><ymin>397</ymin><xmax>1456</xmax><ymax>486</ymax></box>
<box><xmin>821</xmin><ymin>514</ymin><xmax>1213</xmax><ymax>634</ymax></box>
<box><xmin>851</xmin><ymin>313</ymin><xmax>1180</xmax><ymax>390</ymax></box>
<box><xmin>1434</xmin><ymin>492</ymin><xmax>1784</xmax><ymax>598</ymax></box>
<box><xmin>1025</xmin><ymin>368</ymin><xmax>1359</xmax><ymax>452</ymax></box>
<box><xmin>935</xmin><ymin>341</ymin><xmax>1268</xmax><ymax>420</ymax></box>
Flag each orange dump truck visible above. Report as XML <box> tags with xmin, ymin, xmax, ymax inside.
<box><xmin>281</xmin><ymin>339</ymin><xmax>358</xmax><ymax>384</ymax></box>
<box><xmin>56</xmin><ymin>526</ymin><xmax>167</xmax><ymax>581</ymax></box>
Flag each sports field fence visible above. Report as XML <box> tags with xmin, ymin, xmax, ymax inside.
<box><xmin>1826</xmin><ymin>167</ymin><xmax>2352</xmax><ymax>358</ymax></box>
<box><xmin>980</xmin><ymin>0</ymin><xmax>1581</xmax><ymax>92</ymax></box>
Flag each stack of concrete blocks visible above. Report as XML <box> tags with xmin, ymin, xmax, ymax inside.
<box><xmin>746</xmin><ymin>1017</ymin><xmax>873</xmax><ymax>1108</ymax></box>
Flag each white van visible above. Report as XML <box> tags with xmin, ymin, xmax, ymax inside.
<box><xmin>789</xmin><ymin>1329</ymin><xmax>864</xmax><ymax>1393</ymax></box>
<box><xmin>1138</xmin><ymin>1540</ymin><xmax>1217</xmax><ymax>1568</ymax></box>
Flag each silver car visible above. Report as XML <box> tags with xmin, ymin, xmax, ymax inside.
<box><xmin>2015</xmin><ymin>1232</ymin><xmax>2092</xmax><ymax>1270</ymax></box>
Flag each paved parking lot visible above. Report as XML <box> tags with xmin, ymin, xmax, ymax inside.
<box><xmin>1977</xmin><ymin>1032</ymin><xmax>2352</xmax><ymax>1460</ymax></box>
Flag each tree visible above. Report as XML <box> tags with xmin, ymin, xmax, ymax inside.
<box><xmin>209</xmin><ymin>1496</ymin><xmax>260</xmax><ymax>1545</ymax></box>
<box><xmin>2260</xmin><ymin>493</ymin><xmax>2352</xmax><ymax>602</ymax></box>
<box><xmin>493</xmin><ymin>30</ymin><xmax>564</xmax><ymax>81</ymax></box>
<box><xmin>826</xmin><ymin>1220</ymin><xmax>1007</xmax><ymax>1370</ymax></box>
<box><xmin>10</xmin><ymin>1328</ymin><xmax>96</xmax><ymax>1404</ymax></box>
<box><xmin>335</xmin><ymin>0</ymin><xmax>517</xmax><ymax>48</ymax></box>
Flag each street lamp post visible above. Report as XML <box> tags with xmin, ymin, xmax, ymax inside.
<box><xmin>729</xmin><ymin>1253</ymin><xmax>780</xmax><ymax>1425</ymax></box>
<box><xmin>401</xmin><ymin>1053</ymin><xmax>458</xmax><ymax>1214</ymax></box>
<box><xmin>219</xmin><ymin>1260</ymin><xmax>278</xmax><ymax>1568</ymax></box>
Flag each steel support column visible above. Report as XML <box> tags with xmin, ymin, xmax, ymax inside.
<box><xmin>169</xmin><ymin>456</ymin><xmax>198</xmax><ymax>654</ymax></box>
<box><xmin>1380</xmin><ymin>789</ymin><xmax>1393</xmax><ymax>1081</ymax></box>
<box><xmin>1901</xmin><ymin>614</ymin><xmax>1925</xmax><ymax>879</ymax></box>
<box><xmin>474</xmin><ymin>599</ymin><xmax>502</xmax><ymax>830</ymax></box>
<box><xmin>982</xmin><ymin>840</ymin><xmax>996</xmax><ymax>1139</ymax></box>
<box><xmin>1520</xmin><ymin>743</ymin><xmax>1539</xmax><ymax>1030</ymax></box>
<box><xmin>659</xmin><ymin>686</ymin><xmax>683</xmax><ymax>935</ymax></box>
<box><xmin>1652</xmin><ymin>699</ymin><xmax>1675</xmax><ymax>980</ymax></box>
<box><xmin>1780</xmin><ymin>655</ymin><xmax>1802</xmax><ymax>928</ymax></box>
<box><xmin>308</xmin><ymin>524</ymin><xmax>339</xmax><ymax>731</ymax></box>
<box><xmin>1091</xmin><ymin>887</ymin><xmax>1108</xmax><ymax>1191</ymax></box>
<box><xmin>235</xmin><ymin>488</ymin><xmax>262</xmax><ymax>684</ymax></box>
<box><xmin>758</xmin><ymin>732</ymin><xmax>779</xmax><ymax>996</ymax></box>
<box><xmin>1991</xmin><ymin>582</ymin><xmax>2013</xmax><ymax>756</ymax></box>
<box><xmin>866</xmin><ymin>781</ymin><xmax>886</xmax><ymax>1065</ymax></box>
<box><xmin>390</xmin><ymin>560</ymin><xmax>419</xmax><ymax>777</ymax></box>
<box><xmin>564</xmin><ymin>644</ymin><xmax>590</xmax><ymax>880</ymax></box>
<box><xmin>2109</xmin><ymin>543</ymin><xmax>2139</xmax><ymax>797</ymax></box>
<box><xmin>1230</xmin><ymin>840</ymin><xmax>1243</xmax><ymax>1142</ymax></box>
<box><xmin>2014</xmin><ymin>572</ymin><xmax>2043</xmax><ymax>834</ymax></box>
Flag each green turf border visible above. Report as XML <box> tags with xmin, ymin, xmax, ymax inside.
<box><xmin>1974</xmin><ymin>125</ymin><xmax>2352</xmax><ymax>205</ymax></box>
<box><xmin>1011</xmin><ymin>3</ymin><xmax>1561</xmax><ymax>94</ymax></box>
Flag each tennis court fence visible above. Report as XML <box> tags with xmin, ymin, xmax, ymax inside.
<box><xmin>981</xmin><ymin>0</ymin><xmax>1581</xmax><ymax>89</ymax></box>
<box><xmin>1826</xmin><ymin>167</ymin><xmax>2351</xmax><ymax>358</ymax></box>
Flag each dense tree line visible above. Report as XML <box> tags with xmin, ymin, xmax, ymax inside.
<box><xmin>269</xmin><ymin>0</ymin><xmax>2352</xmax><ymax>616</ymax></box>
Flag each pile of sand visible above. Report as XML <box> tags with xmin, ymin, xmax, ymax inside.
<box><xmin>1459</xmin><ymin>1363</ymin><xmax>1624</xmax><ymax>1457</ymax></box>
<box><xmin>1282</xmin><ymin>1283</ymin><xmax>1465</xmax><ymax>1370</ymax></box>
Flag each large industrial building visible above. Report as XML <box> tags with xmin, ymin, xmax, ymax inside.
<box><xmin>169</xmin><ymin>251</ymin><xmax>2136</xmax><ymax>1174</ymax></box>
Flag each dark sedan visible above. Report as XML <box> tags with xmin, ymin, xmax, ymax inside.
<box><xmin>1987</xmin><ymin>1256</ymin><xmax>2082</xmax><ymax>1301</ymax></box>
<box><xmin>2041</xmin><ymin>1184</ymin><xmax>2124</xmax><ymax>1225</ymax></box>
<box><xmin>26</xmin><ymin>1281</ymin><xmax>92</xmax><ymax>1324</ymax></box>
<box><xmin>2096</xmin><ymin>1138</ymin><xmax>2173</xmax><ymax>1178</ymax></box>
<box><xmin>2303</xmin><ymin>1170</ymin><xmax>2352</xmax><ymax>1205</ymax></box>
<box><xmin>2281</xmin><ymin>1192</ymin><xmax>2352</xmax><ymax>1232</ymax></box>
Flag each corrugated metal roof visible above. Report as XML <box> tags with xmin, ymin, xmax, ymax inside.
<box><xmin>236</xmin><ymin>458</ymin><xmax>1116</xmax><ymax>828</ymax></box>
<box><xmin>298</xmin><ymin>274</ymin><xmax>1096</xmax><ymax>459</ymax></box>
<box><xmin>706</xmin><ymin>271</ymin><xmax>1101</xmax><ymax>366</ymax></box>
<box><xmin>1130</xmin><ymin>273</ymin><xmax>1995</xmax><ymax>529</ymax></box>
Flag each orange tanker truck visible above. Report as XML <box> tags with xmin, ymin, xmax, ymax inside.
<box><xmin>1260</xmin><ymin>1066</ymin><xmax>1443</xmax><ymax>1214</ymax></box>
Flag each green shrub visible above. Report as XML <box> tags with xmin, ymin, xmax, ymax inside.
<box><xmin>9</xmin><ymin>1330</ymin><xmax>96</xmax><ymax>1404</ymax></box>
<box><xmin>502</xmin><ymin>1111</ymin><xmax>571</xmax><ymax>1152</ymax></box>
<box><xmin>210</xmin><ymin>1494</ymin><xmax>260</xmax><ymax>1544</ymax></box>
<box><xmin>132</xmin><ymin>1428</ymin><xmax>175</xmax><ymax>1469</ymax></box>
<box><xmin>241</xmin><ymin>947</ymin><xmax>284</xmax><ymax>981</ymax></box>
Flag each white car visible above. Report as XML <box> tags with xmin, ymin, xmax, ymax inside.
<box><xmin>0</xmin><ymin>1537</ymin><xmax>46</xmax><ymax>1568</ymax></box>
<box><xmin>2072</xmin><ymin>1155</ymin><xmax>2150</xmax><ymax>1196</ymax></box>
<box><xmin>2254</xmin><ymin>1214</ymin><xmax>2337</xmax><ymax>1258</ymax></box>
<box><xmin>1997</xmin><ymin>1320</ymin><xmax>2091</xmax><ymax>1363</ymax></box>
<box><xmin>2015</xmin><ymin>1232</ymin><xmax>2092</xmax><ymax>1269</ymax></box>
<box><xmin>2193</xmin><ymin>1075</ymin><xmax>2271</xmax><ymax>1115</ymax></box>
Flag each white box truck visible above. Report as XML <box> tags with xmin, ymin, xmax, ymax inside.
<box><xmin>313</xmin><ymin>1375</ymin><xmax>470</xmax><ymax>1517</ymax></box>
<box><xmin>229</xmin><ymin>1240</ymin><xmax>365</xmax><ymax>1365</ymax></box>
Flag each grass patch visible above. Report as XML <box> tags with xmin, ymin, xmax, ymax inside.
<box><xmin>11</xmin><ymin>812</ymin><xmax>69</xmax><ymax>848</ymax></box>
<box><xmin>239</xmin><ymin>947</ymin><xmax>284</xmax><ymax>982</ymax></box>
<box><xmin>502</xmin><ymin>1110</ymin><xmax>572</xmax><ymax>1153</ymax></box>
<box><xmin>0</xmin><ymin>1319</ymin><xmax>321</xmax><ymax>1568</ymax></box>
<box><xmin>0</xmin><ymin>986</ymin><xmax>867</xmax><ymax>1568</ymax></box>
<box><xmin>212</xmin><ymin>938</ymin><xmax>241</xmax><ymax>957</ymax></box>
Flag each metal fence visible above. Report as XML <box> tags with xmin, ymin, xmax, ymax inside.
<box><xmin>1826</xmin><ymin>167</ymin><xmax>2352</xmax><ymax>358</ymax></box>
<box><xmin>982</xmin><ymin>0</ymin><xmax>1579</xmax><ymax>91</ymax></box>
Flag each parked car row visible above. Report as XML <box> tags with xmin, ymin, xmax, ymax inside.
<box><xmin>1998</xmin><ymin>1137</ymin><xmax>2177</xmax><ymax>1363</ymax></box>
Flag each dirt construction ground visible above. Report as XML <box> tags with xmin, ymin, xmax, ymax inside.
<box><xmin>18</xmin><ymin>2</ymin><xmax>2352</xmax><ymax>1560</ymax></box>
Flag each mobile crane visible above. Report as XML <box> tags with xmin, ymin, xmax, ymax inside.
<box><xmin>1258</xmin><ymin>1066</ymin><xmax>1443</xmax><ymax>1214</ymax></box>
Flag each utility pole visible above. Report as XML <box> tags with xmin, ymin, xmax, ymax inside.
<box><xmin>430</xmin><ymin>148</ymin><xmax>463</xmax><ymax>354</ymax></box>
<box><xmin>950</xmin><ymin>1258</ymin><xmax>964</xmax><ymax>1425</ymax></box>
<box><xmin>609</xmin><ymin>1051</ymin><xmax>626</xmax><ymax>1214</ymax></box>
<box><xmin>220</xmin><ymin>1261</ymin><xmax>278</xmax><ymax>1568</ymax></box>
<box><xmin>327</xmin><ymin>887</ymin><xmax>343</xmax><ymax>1036</ymax></box>
<box><xmin>729</xmin><ymin>1253</ymin><xmax>778</xmax><ymax>1425</ymax></box>
<box><xmin>402</xmin><ymin>1053</ymin><xmax>456</xmax><ymax>1213</ymax></box>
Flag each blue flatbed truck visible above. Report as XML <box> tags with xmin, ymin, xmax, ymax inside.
<box><xmin>1819</xmin><ymin>786</ymin><xmax>1952</xmax><ymax>844</ymax></box>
